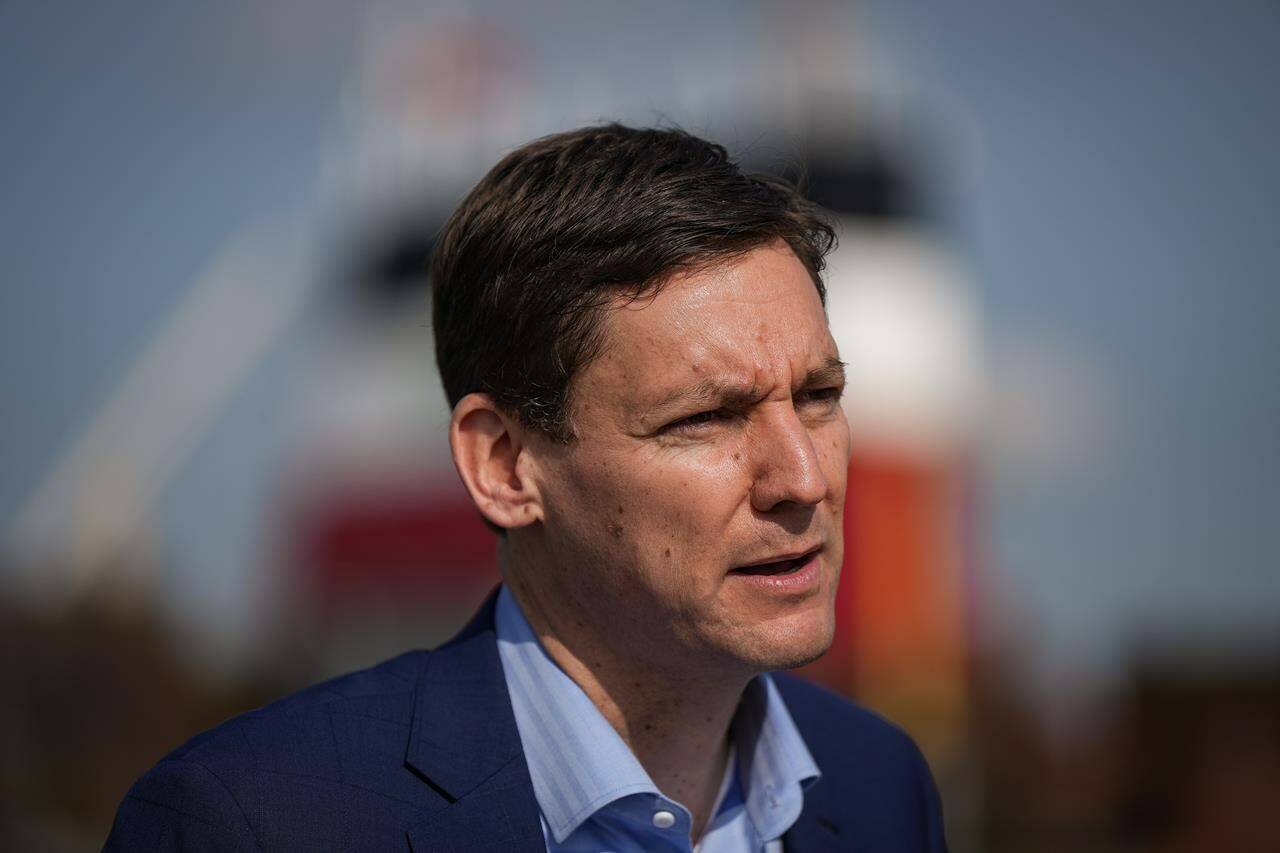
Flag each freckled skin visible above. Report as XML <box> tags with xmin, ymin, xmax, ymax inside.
<box><xmin>517</xmin><ymin>241</ymin><xmax>852</xmax><ymax>678</ymax></box>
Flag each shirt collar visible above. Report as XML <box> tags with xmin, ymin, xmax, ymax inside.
<box><xmin>494</xmin><ymin>585</ymin><xmax>821</xmax><ymax>845</ymax></box>
<box><xmin>734</xmin><ymin>670</ymin><xmax>822</xmax><ymax>842</ymax></box>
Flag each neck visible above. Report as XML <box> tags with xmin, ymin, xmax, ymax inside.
<box><xmin>506</xmin><ymin>573</ymin><xmax>749</xmax><ymax>842</ymax></box>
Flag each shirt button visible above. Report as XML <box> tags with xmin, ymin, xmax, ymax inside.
<box><xmin>652</xmin><ymin>809</ymin><xmax>676</xmax><ymax>829</ymax></box>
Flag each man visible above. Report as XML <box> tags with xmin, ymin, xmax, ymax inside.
<box><xmin>106</xmin><ymin>125</ymin><xmax>947</xmax><ymax>852</ymax></box>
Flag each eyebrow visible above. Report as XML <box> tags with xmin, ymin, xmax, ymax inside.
<box><xmin>639</xmin><ymin>356</ymin><xmax>847</xmax><ymax>429</ymax></box>
<box><xmin>801</xmin><ymin>357</ymin><xmax>848</xmax><ymax>393</ymax></box>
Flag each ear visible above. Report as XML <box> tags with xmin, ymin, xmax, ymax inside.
<box><xmin>449</xmin><ymin>393</ymin><xmax>543</xmax><ymax>529</ymax></box>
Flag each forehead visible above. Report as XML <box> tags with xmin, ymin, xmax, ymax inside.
<box><xmin>585</xmin><ymin>243</ymin><xmax>837</xmax><ymax>408</ymax></box>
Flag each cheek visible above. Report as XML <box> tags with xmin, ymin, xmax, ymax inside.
<box><xmin>589</xmin><ymin>450</ymin><xmax>749</xmax><ymax>578</ymax></box>
<box><xmin>554</xmin><ymin>454</ymin><xmax>676</xmax><ymax>554</ymax></box>
<box><xmin>604</xmin><ymin>443</ymin><xmax>741</xmax><ymax>505</ymax></box>
<box><xmin>808</xmin><ymin>425</ymin><xmax>851</xmax><ymax>524</ymax></box>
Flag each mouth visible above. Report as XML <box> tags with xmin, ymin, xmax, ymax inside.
<box><xmin>730</xmin><ymin>546</ymin><xmax>823</xmax><ymax>576</ymax></box>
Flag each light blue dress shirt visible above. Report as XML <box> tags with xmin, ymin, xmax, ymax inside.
<box><xmin>495</xmin><ymin>586</ymin><xmax>821</xmax><ymax>852</ymax></box>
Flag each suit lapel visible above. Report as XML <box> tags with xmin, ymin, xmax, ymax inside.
<box><xmin>403</xmin><ymin>592</ymin><xmax>545</xmax><ymax>852</ymax></box>
<box><xmin>399</xmin><ymin>593</ymin><xmax>856</xmax><ymax>852</ymax></box>
<box><xmin>783</xmin><ymin>783</ymin><xmax>845</xmax><ymax>853</ymax></box>
<box><xmin>405</xmin><ymin>758</ymin><xmax>543</xmax><ymax>852</ymax></box>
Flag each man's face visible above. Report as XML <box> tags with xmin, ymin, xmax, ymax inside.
<box><xmin>526</xmin><ymin>240</ymin><xmax>851</xmax><ymax>676</ymax></box>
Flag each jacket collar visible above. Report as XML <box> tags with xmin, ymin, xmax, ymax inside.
<box><xmin>403</xmin><ymin>589</ymin><xmax>545</xmax><ymax>851</ymax></box>
<box><xmin>783</xmin><ymin>786</ymin><xmax>845</xmax><ymax>853</ymax></box>
<box><xmin>399</xmin><ymin>589</ymin><xmax>843</xmax><ymax>853</ymax></box>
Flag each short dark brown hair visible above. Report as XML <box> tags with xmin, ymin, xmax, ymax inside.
<box><xmin>430</xmin><ymin>123</ymin><xmax>835</xmax><ymax>441</ymax></box>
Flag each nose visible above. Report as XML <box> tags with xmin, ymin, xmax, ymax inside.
<box><xmin>748</xmin><ymin>407</ymin><xmax>829</xmax><ymax>514</ymax></box>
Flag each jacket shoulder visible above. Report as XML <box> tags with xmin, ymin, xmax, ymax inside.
<box><xmin>774</xmin><ymin>672</ymin><xmax>949</xmax><ymax>851</ymax></box>
<box><xmin>773</xmin><ymin>671</ymin><xmax>924</xmax><ymax>769</ymax></box>
<box><xmin>164</xmin><ymin>649</ymin><xmax>424</xmax><ymax>771</ymax></box>
<box><xmin>105</xmin><ymin>651</ymin><xmax>431</xmax><ymax>851</ymax></box>
<box><xmin>105</xmin><ymin>757</ymin><xmax>261</xmax><ymax>851</ymax></box>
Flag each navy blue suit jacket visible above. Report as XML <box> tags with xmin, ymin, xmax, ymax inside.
<box><xmin>105</xmin><ymin>594</ymin><xmax>947</xmax><ymax>851</ymax></box>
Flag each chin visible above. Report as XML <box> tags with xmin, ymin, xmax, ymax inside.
<box><xmin>729</xmin><ymin>608</ymin><xmax>837</xmax><ymax>673</ymax></box>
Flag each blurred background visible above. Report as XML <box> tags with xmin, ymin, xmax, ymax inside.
<box><xmin>3</xmin><ymin>1</ymin><xmax>1278</xmax><ymax>850</ymax></box>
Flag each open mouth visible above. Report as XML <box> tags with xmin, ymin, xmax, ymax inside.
<box><xmin>730</xmin><ymin>547</ymin><xmax>821</xmax><ymax>576</ymax></box>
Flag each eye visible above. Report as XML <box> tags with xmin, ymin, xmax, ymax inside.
<box><xmin>661</xmin><ymin>408</ymin><xmax>733</xmax><ymax>434</ymax></box>
<box><xmin>796</xmin><ymin>386</ymin><xmax>844</xmax><ymax>410</ymax></box>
